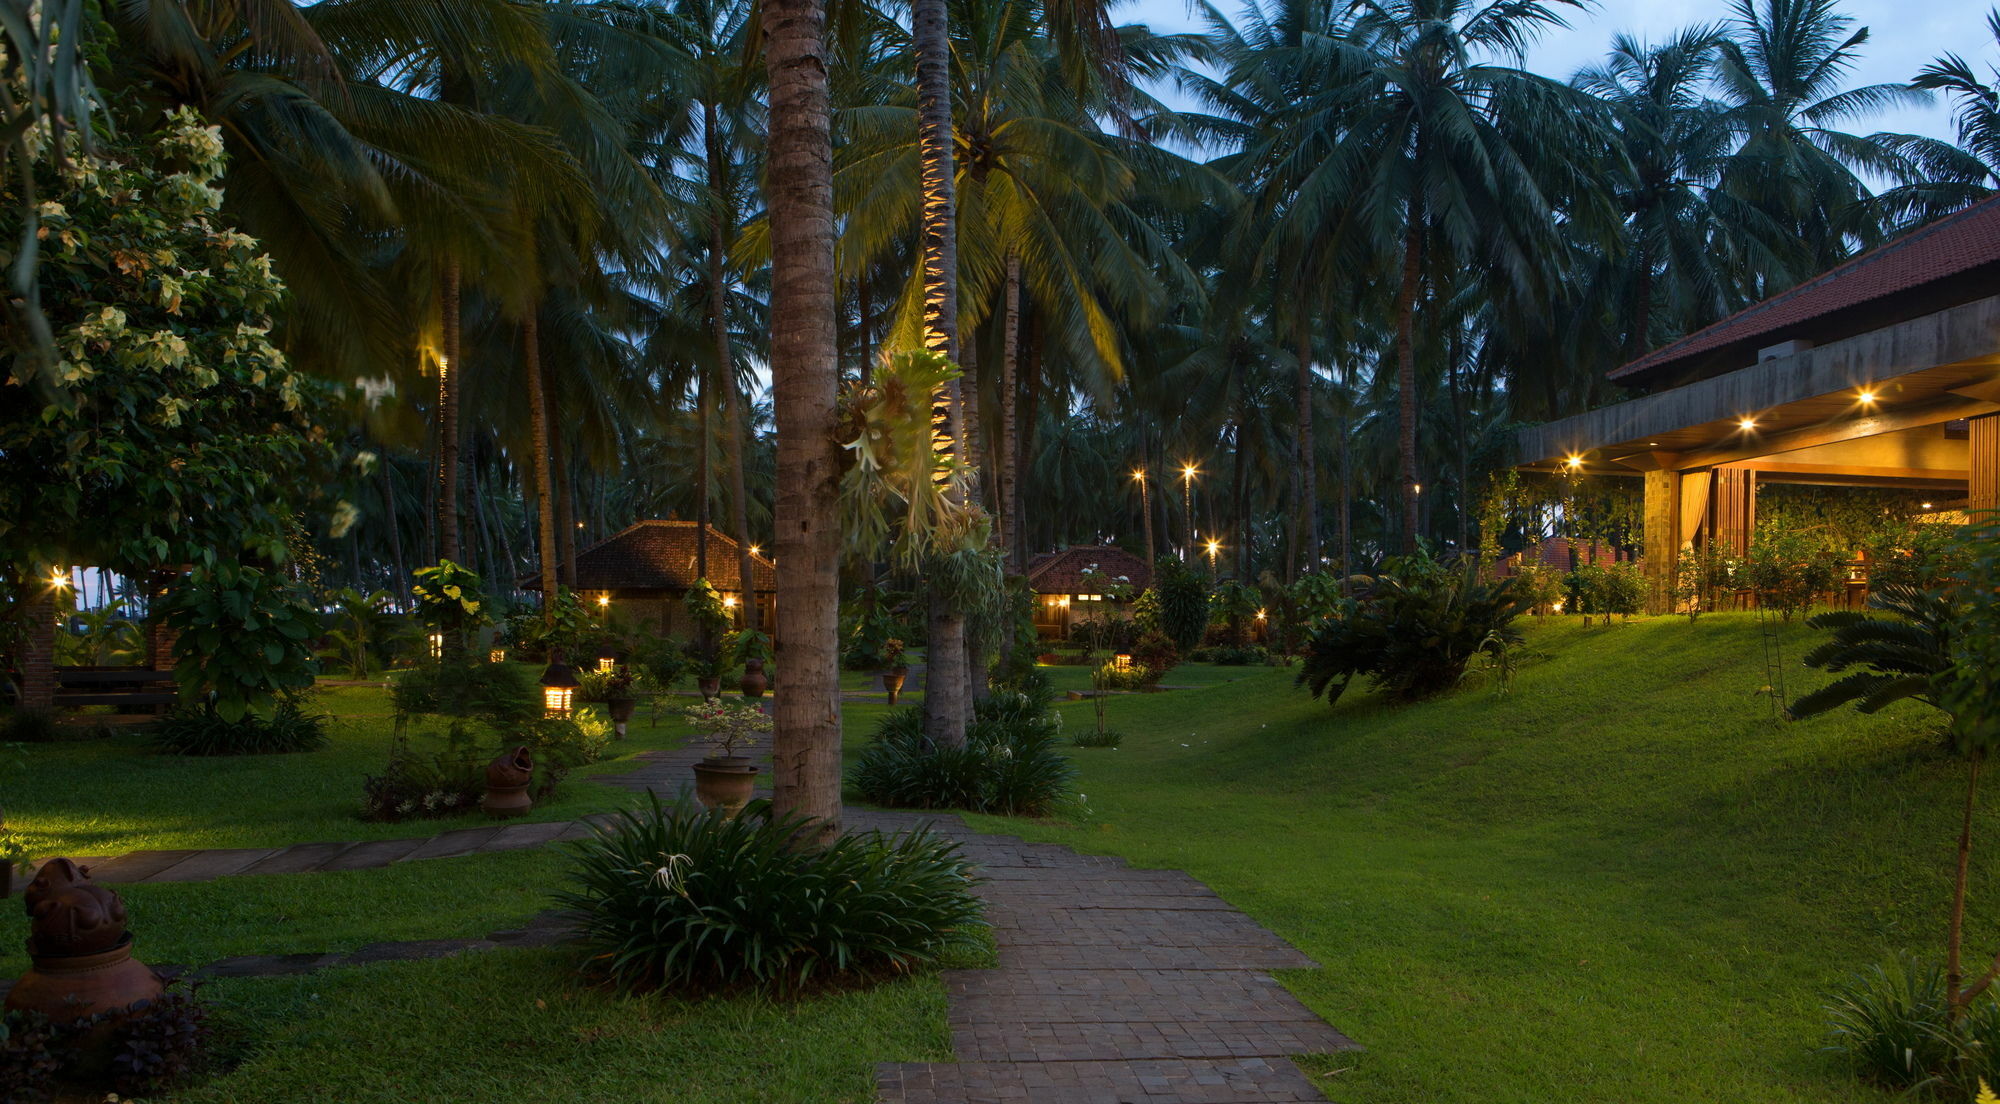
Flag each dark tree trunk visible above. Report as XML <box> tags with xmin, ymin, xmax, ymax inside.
<box><xmin>439</xmin><ymin>259</ymin><xmax>463</xmax><ymax>565</ymax></box>
<box><xmin>523</xmin><ymin>312</ymin><xmax>560</xmax><ymax>627</ymax></box>
<box><xmin>1293</xmin><ymin>312</ymin><xmax>1316</xmax><ymax>572</ymax></box>
<box><xmin>1395</xmin><ymin>220</ymin><xmax>1423</xmax><ymax>552</ymax></box>
<box><xmin>761</xmin><ymin>0</ymin><xmax>844</xmax><ymax>838</ymax></box>
<box><xmin>379</xmin><ymin>461</ymin><xmax>408</xmax><ymax>602</ymax></box>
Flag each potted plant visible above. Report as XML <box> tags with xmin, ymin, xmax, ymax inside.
<box><xmin>602</xmin><ymin>665</ymin><xmax>637</xmax><ymax>738</ymax></box>
<box><xmin>683</xmin><ymin>699</ymin><xmax>771</xmax><ymax>815</ymax></box>
<box><xmin>880</xmin><ymin>637</ymin><xmax>909</xmax><ymax>705</ymax></box>
<box><xmin>684</xmin><ymin>638</ymin><xmax>726</xmax><ymax>701</ymax></box>
<box><xmin>730</xmin><ymin>629</ymin><xmax>773</xmax><ymax>698</ymax></box>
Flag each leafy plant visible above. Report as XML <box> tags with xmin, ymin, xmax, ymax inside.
<box><xmin>108</xmin><ymin>986</ymin><xmax>209</xmax><ymax>1097</ymax></box>
<box><xmin>627</xmin><ymin>631</ymin><xmax>687</xmax><ymax>692</ymax></box>
<box><xmin>727</xmin><ymin>629</ymin><xmax>773</xmax><ymax>665</ymax></box>
<box><xmin>1211</xmin><ymin>579</ymin><xmax>1261</xmax><ymax>646</ymax></box>
<box><xmin>1149</xmin><ymin>556</ymin><xmax>1212</xmax><ymax>652</ymax></box>
<box><xmin>557</xmin><ymin>795</ymin><xmax>985</xmax><ymax>993</ymax></box>
<box><xmin>1743</xmin><ymin>533</ymin><xmax>1843</xmax><ymax>622</ymax></box>
<box><xmin>1672</xmin><ymin>546</ymin><xmax>1736</xmax><ymax>622</ymax></box>
<box><xmin>54</xmin><ymin>601</ymin><xmax>143</xmax><ymax>667</ymax></box>
<box><xmin>1071</xmin><ymin>727</ymin><xmax>1124</xmax><ymax>748</ymax></box>
<box><xmin>391</xmin><ymin>658</ymin><xmax>537</xmax><ymax>731</ymax></box>
<box><xmin>1823</xmin><ymin>954</ymin><xmax>1955</xmax><ymax>1089</ymax></box>
<box><xmin>150</xmin><ymin>698</ymin><xmax>329</xmax><ymax>755</ymax></box>
<box><xmin>410</xmin><ymin>561</ymin><xmax>491</xmax><ymax>653</ymax></box>
<box><xmin>1865</xmin><ymin>518</ymin><xmax>1970</xmax><ymax>591</ymax></box>
<box><xmin>578</xmin><ymin>665</ymin><xmax>637</xmax><ymax>703</ymax></box>
<box><xmin>1297</xmin><ymin>554</ymin><xmax>1529</xmax><ymax>707</ymax></box>
<box><xmin>850</xmin><ymin>688</ymin><xmax>1075</xmax><ymax>815</ymax></box>
<box><xmin>0</xmin><ymin>1008</ymin><xmax>63</xmax><ymax>1101</ymax></box>
<box><xmin>321</xmin><ymin>588</ymin><xmax>409</xmax><ymax>678</ymax></box>
<box><xmin>1565</xmin><ymin>562</ymin><xmax>1644</xmax><ymax>622</ymax></box>
<box><xmin>881</xmin><ymin>637</ymin><xmax>907</xmax><ymax>669</ymax></box>
<box><xmin>1792</xmin><ymin>585</ymin><xmax>1953</xmax><ymax>720</ymax></box>
<box><xmin>161</xmin><ymin>563</ymin><xmax>320</xmax><ymax>723</ymax></box>
<box><xmin>361</xmin><ymin>735</ymin><xmax>483</xmax><ymax>821</ymax></box>
<box><xmin>0</xmin><ymin>708</ymin><xmax>62</xmax><ymax>744</ymax></box>
<box><xmin>682</xmin><ymin>699</ymin><xmax>771</xmax><ymax>758</ymax></box>
<box><xmin>1131</xmin><ymin>630</ymin><xmax>1180</xmax><ymax>684</ymax></box>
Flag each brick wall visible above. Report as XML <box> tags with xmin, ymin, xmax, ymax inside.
<box><xmin>19</xmin><ymin>592</ymin><xmax>54</xmax><ymax>709</ymax></box>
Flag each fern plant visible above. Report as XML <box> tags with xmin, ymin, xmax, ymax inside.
<box><xmin>1791</xmin><ymin>584</ymin><xmax>1953</xmax><ymax>721</ymax></box>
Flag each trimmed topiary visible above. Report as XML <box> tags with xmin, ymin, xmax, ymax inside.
<box><xmin>557</xmin><ymin>796</ymin><xmax>984</xmax><ymax>993</ymax></box>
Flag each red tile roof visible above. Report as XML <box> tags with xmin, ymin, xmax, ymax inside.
<box><xmin>531</xmin><ymin>521</ymin><xmax>776</xmax><ymax>593</ymax></box>
<box><xmin>1025</xmin><ymin>546</ymin><xmax>1152</xmax><ymax>595</ymax></box>
<box><xmin>1610</xmin><ymin>194</ymin><xmax>2000</xmax><ymax>384</ymax></box>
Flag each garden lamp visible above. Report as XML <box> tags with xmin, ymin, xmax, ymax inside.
<box><xmin>539</xmin><ymin>656</ymin><xmax>579</xmax><ymax>718</ymax></box>
<box><xmin>427</xmin><ymin>633</ymin><xmax>444</xmax><ymax>660</ymax></box>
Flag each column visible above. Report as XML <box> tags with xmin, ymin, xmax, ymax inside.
<box><xmin>1972</xmin><ymin>414</ymin><xmax>1999</xmax><ymax>514</ymax></box>
<box><xmin>1643</xmin><ymin>470</ymin><xmax>1681</xmax><ymax>614</ymax></box>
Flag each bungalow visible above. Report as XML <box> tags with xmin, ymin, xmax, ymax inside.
<box><xmin>539</xmin><ymin>520</ymin><xmax>776</xmax><ymax>636</ymax></box>
<box><xmin>1025</xmin><ymin>545</ymin><xmax>1153</xmax><ymax>640</ymax></box>
<box><xmin>1513</xmin><ymin>194</ymin><xmax>2000</xmax><ymax>612</ymax></box>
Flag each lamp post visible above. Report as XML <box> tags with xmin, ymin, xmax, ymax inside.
<box><xmin>1132</xmin><ymin>470</ymin><xmax>1154</xmax><ymax>564</ymax></box>
<box><xmin>539</xmin><ymin>653</ymin><xmax>578</xmax><ymax>718</ymax></box>
<box><xmin>1204</xmin><ymin>538</ymin><xmax>1221</xmax><ymax>575</ymax></box>
<box><xmin>1180</xmin><ymin>463</ymin><xmax>1198</xmax><ymax>563</ymax></box>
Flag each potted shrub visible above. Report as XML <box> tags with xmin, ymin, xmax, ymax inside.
<box><xmin>684</xmin><ymin>638</ymin><xmax>727</xmax><ymax>701</ymax></box>
<box><xmin>602</xmin><ymin>665</ymin><xmax>638</xmax><ymax>738</ymax></box>
<box><xmin>880</xmin><ymin>637</ymin><xmax>909</xmax><ymax>705</ymax></box>
<box><xmin>683</xmin><ymin>699</ymin><xmax>771</xmax><ymax>815</ymax></box>
<box><xmin>730</xmin><ymin>629</ymin><xmax>773</xmax><ymax>699</ymax></box>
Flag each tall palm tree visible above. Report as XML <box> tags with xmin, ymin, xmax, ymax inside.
<box><xmin>1872</xmin><ymin>8</ymin><xmax>2000</xmax><ymax>222</ymax></box>
<box><xmin>762</xmin><ymin>0</ymin><xmax>845</xmax><ymax>836</ymax></box>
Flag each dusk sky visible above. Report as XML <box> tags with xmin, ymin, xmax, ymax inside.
<box><xmin>1117</xmin><ymin>0</ymin><xmax>1990</xmax><ymax>144</ymax></box>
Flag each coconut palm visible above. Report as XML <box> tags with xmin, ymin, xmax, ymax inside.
<box><xmin>1871</xmin><ymin>7</ymin><xmax>2000</xmax><ymax>223</ymax></box>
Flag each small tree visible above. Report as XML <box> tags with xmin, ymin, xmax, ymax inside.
<box><xmin>411</xmin><ymin>561</ymin><xmax>492</xmax><ymax>657</ymax></box>
<box><xmin>1150</xmin><ymin>556</ymin><xmax>1211</xmax><ymax>653</ymax></box>
<box><xmin>1671</xmin><ymin>545</ymin><xmax>1734</xmax><ymax>623</ymax></box>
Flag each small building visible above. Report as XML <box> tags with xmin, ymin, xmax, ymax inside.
<box><xmin>1513</xmin><ymin>194</ymin><xmax>2000</xmax><ymax>611</ymax></box>
<box><xmin>548</xmin><ymin>521</ymin><xmax>776</xmax><ymax>637</ymax></box>
<box><xmin>1025</xmin><ymin>545</ymin><xmax>1153</xmax><ymax>640</ymax></box>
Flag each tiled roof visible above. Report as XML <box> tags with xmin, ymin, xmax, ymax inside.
<box><xmin>533</xmin><ymin>521</ymin><xmax>776</xmax><ymax>593</ymax></box>
<box><xmin>1025</xmin><ymin>545</ymin><xmax>1152</xmax><ymax>595</ymax></box>
<box><xmin>1610</xmin><ymin>194</ymin><xmax>2000</xmax><ymax>384</ymax></box>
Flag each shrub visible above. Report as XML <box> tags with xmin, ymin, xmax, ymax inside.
<box><xmin>1671</xmin><ymin>545</ymin><xmax>1736</xmax><ymax>621</ymax></box>
<box><xmin>1297</xmin><ymin>554</ymin><xmax>1528</xmax><ymax>707</ymax></box>
<box><xmin>850</xmin><ymin>689</ymin><xmax>1075</xmax><ymax>815</ymax></box>
<box><xmin>628</xmin><ymin>631</ymin><xmax>687</xmax><ymax>691</ymax></box>
<box><xmin>1743</xmin><ymin>533</ymin><xmax>1844</xmax><ymax>622</ymax></box>
<box><xmin>1149</xmin><ymin>556</ymin><xmax>1211</xmax><ymax>651</ymax></box>
<box><xmin>0</xmin><ymin>983</ymin><xmax>209</xmax><ymax>1101</ymax></box>
<box><xmin>1094</xmin><ymin>661</ymin><xmax>1153</xmax><ymax>691</ymax></box>
<box><xmin>391</xmin><ymin>658</ymin><xmax>537</xmax><ymax>730</ymax></box>
<box><xmin>1866</xmin><ymin>518</ymin><xmax>1970</xmax><ymax>591</ymax></box>
<box><xmin>1508</xmin><ymin>563</ymin><xmax>1564</xmax><ymax>614</ymax></box>
<box><xmin>1191</xmin><ymin>645</ymin><xmax>1267</xmax><ymax>666</ymax></box>
<box><xmin>1565</xmin><ymin>562</ymin><xmax>1644</xmax><ymax>620</ymax></box>
<box><xmin>1824</xmin><ymin>955</ymin><xmax>1955</xmax><ymax>1089</ymax></box>
<box><xmin>1131</xmin><ymin>630</ymin><xmax>1180</xmax><ymax>683</ymax></box>
<box><xmin>150</xmin><ymin>699</ymin><xmax>329</xmax><ymax>756</ymax></box>
<box><xmin>1071</xmin><ymin>727</ymin><xmax>1123</xmax><ymax>748</ymax></box>
<box><xmin>0</xmin><ymin>1009</ymin><xmax>63</xmax><ymax>1101</ymax></box>
<box><xmin>557</xmin><ymin>796</ymin><xmax>984</xmax><ymax>993</ymax></box>
<box><xmin>361</xmin><ymin>737</ymin><xmax>484</xmax><ymax>821</ymax></box>
<box><xmin>0</xmin><ymin>708</ymin><xmax>62</xmax><ymax>744</ymax></box>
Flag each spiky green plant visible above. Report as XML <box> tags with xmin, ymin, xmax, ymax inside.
<box><xmin>1791</xmin><ymin>584</ymin><xmax>1954</xmax><ymax>721</ymax></box>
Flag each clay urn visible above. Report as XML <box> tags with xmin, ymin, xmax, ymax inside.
<box><xmin>7</xmin><ymin>859</ymin><xmax>162</xmax><ymax>1023</ymax></box>
<box><xmin>690</xmin><ymin>757</ymin><xmax>759</xmax><ymax>817</ymax></box>
<box><xmin>738</xmin><ymin>658</ymin><xmax>768</xmax><ymax>699</ymax></box>
<box><xmin>481</xmin><ymin>745</ymin><xmax>535</xmax><ymax>819</ymax></box>
<box><xmin>881</xmin><ymin>667</ymin><xmax>909</xmax><ymax>706</ymax></box>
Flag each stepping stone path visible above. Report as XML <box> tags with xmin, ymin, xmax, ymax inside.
<box><xmin>25</xmin><ymin>729</ymin><xmax>1355</xmax><ymax>1102</ymax></box>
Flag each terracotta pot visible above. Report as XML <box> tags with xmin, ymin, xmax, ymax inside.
<box><xmin>881</xmin><ymin>667</ymin><xmax>908</xmax><ymax>706</ymax></box>
<box><xmin>6</xmin><ymin>933</ymin><xmax>162</xmax><ymax>1023</ymax></box>
<box><xmin>606</xmin><ymin>696</ymin><xmax>636</xmax><ymax>739</ymax></box>
<box><xmin>691</xmin><ymin>757</ymin><xmax>759</xmax><ymax>816</ymax></box>
<box><xmin>697</xmin><ymin>676</ymin><xmax>722</xmax><ymax>701</ymax></box>
<box><xmin>739</xmin><ymin>658</ymin><xmax>768</xmax><ymax>699</ymax></box>
<box><xmin>482</xmin><ymin>745</ymin><xmax>535</xmax><ymax>819</ymax></box>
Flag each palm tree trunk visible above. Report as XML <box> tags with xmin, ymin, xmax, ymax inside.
<box><xmin>439</xmin><ymin>259</ymin><xmax>463</xmax><ymax>565</ymax></box>
<box><xmin>761</xmin><ymin>0</ymin><xmax>843</xmax><ymax>838</ymax></box>
<box><xmin>1337</xmin><ymin>356</ymin><xmax>1353</xmax><ymax>584</ymax></box>
<box><xmin>1293</xmin><ymin>313</ymin><xmax>1316</xmax><ymax>572</ymax></box>
<box><xmin>379</xmin><ymin>461</ymin><xmax>408</xmax><ymax>602</ymax></box>
<box><xmin>709</xmin><ymin>104</ymin><xmax>760</xmax><ymax>635</ymax></box>
<box><xmin>696</xmin><ymin>329</ymin><xmax>711</xmax><ymax>582</ymax></box>
<box><xmin>1395</xmin><ymin>220</ymin><xmax>1422</xmax><ymax>553</ymax></box>
<box><xmin>1952</xmin><ymin>756</ymin><xmax>1982</xmax><ymax>1014</ymax></box>
<box><xmin>523</xmin><ymin>312</ymin><xmax>560</xmax><ymax>627</ymax></box>
<box><xmin>998</xmin><ymin>253</ymin><xmax>1021</xmax><ymax>570</ymax></box>
<box><xmin>555</xmin><ymin>440</ymin><xmax>578</xmax><ymax>587</ymax></box>
<box><xmin>858</xmin><ymin>269</ymin><xmax>874</xmax><ymax>386</ymax></box>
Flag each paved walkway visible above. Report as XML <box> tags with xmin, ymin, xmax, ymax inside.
<box><xmin>31</xmin><ymin>726</ymin><xmax>1356</xmax><ymax>1103</ymax></box>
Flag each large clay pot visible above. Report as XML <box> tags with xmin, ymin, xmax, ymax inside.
<box><xmin>482</xmin><ymin>745</ymin><xmax>535</xmax><ymax>819</ymax></box>
<box><xmin>739</xmin><ymin>658</ymin><xmax>768</xmax><ymax>699</ymax></box>
<box><xmin>606</xmin><ymin>696</ymin><xmax>637</xmax><ymax>739</ymax></box>
<box><xmin>5</xmin><ymin>933</ymin><xmax>162</xmax><ymax>1023</ymax></box>
<box><xmin>881</xmin><ymin>667</ymin><xmax>909</xmax><ymax>706</ymax></box>
<box><xmin>691</xmin><ymin>757</ymin><xmax>759</xmax><ymax>816</ymax></box>
<box><xmin>696</xmin><ymin>676</ymin><xmax>722</xmax><ymax>701</ymax></box>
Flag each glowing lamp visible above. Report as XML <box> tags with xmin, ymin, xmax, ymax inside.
<box><xmin>749</xmin><ymin>545</ymin><xmax>761</xmax><ymax>557</ymax></box>
<box><xmin>723</xmin><ymin>595</ymin><xmax>739</xmax><ymax>609</ymax></box>
<box><xmin>1113</xmin><ymin>653</ymin><xmax>1133</xmax><ymax>671</ymax></box>
<box><xmin>49</xmin><ymin>567</ymin><xmax>68</xmax><ymax>590</ymax></box>
<box><xmin>1564</xmin><ymin>455</ymin><xmax>1583</xmax><ymax>470</ymax></box>
<box><xmin>1857</xmin><ymin>388</ymin><xmax>1876</xmax><ymax>405</ymax></box>
<box><xmin>1131</xmin><ymin>470</ymin><xmax>1145</xmax><ymax>482</ymax></box>
<box><xmin>427</xmin><ymin>633</ymin><xmax>444</xmax><ymax>659</ymax></box>
<box><xmin>1924</xmin><ymin>502</ymin><xmax>1935</xmax><ymax>510</ymax></box>
<box><xmin>539</xmin><ymin>658</ymin><xmax>579</xmax><ymax>718</ymax></box>
<box><xmin>1255</xmin><ymin>608</ymin><xmax>1267</xmax><ymax>621</ymax></box>
<box><xmin>598</xmin><ymin>657</ymin><xmax>616</xmax><ymax>673</ymax></box>
<box><xmin>489</xmin><ymin>648</ymin><xmax>506</xmax><ymax>664</ymax></box>
<box><xmin>1738</xmin><ymin>418</ymin><xmax>1756</xmax><ymax>431</ymax></box>
<box><xmin>596</xmin><ymin>594</ymin><xmax>610</xmax><ymax>608</ymax></box>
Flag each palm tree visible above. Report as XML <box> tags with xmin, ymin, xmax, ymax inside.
<box><xmin>1871</xmin><ymin>7</ymin><xmax>2000</xmax><ymax>222</ymax></box>
<box><xmin>762</xmin><ymin>0</ymin><xmax>845</xmax><ymax>836</ymax></box>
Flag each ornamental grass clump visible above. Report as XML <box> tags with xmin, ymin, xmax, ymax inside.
<box><xmin>149</xmin><ymin>698</ymin><xmax>328</xmax><ymax>755</ymax></box>
<box><xmin>557</xmin><ymin>796</ymin><xmax>984</xmax><ymax>993</ymax></box>
<box><xmin>849</xmin><ymin>688</ymin><xmax>1074</xmax><ymax>815</ymax></box>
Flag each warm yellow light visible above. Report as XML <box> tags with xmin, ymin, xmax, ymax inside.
<box><xmin>427</xmin><ymin>633</ymin><xmax>443</xmax><ymax>659</ymax></box>
<box><xmin>1924</xmin><ymin>502</ymin><xmax>1935</xmax><ymax>510</ymax></box>
<box><xmin>1564</xmin><ymin>455</ymin><xmax>1583</xmax><ymax>469</ymax></box>
<box><xmin>1181</xmin><ymin>464</ymin><xmax>1198</xmax><ymax>480</ymax></box>
<box><xmin>1131</xmin><ymin>470</ymin><xmax>1146</xmax><ymax>482</ymax></box>
<box><xmin>437</xmin><ymin>355</ymin><xmax>450</xmax><ymax>378</ymax></box>
<box><xmin>1113</xmin><ymin>653</ymin><xmax>1133</xmax><ymax>671</ymax></box>
<box><xmin>1738</xmin><ymin>418</ymin><xmax>1756</xmax><ymax>431</ymax></box>
<box><xmin>1205</xmin><ymin>539</ymin><xmax>1221</xmax><ymax>556</ymax></box>
<box><xmin>596</xmin><ymin>594</ymin><xmax>610</xmax><ymax>607</ymax></box>
<box><xmin>748</xmin><ymin>545</ymin><xmax>761</xmax><ymax>557</ymax></box>
<box><xmin>1414</xmin><ymin>483</ymin><xmax>1423</xmax><ymax>495</ymax></box>
<box><xmin>723</xmin><ymin>595</ymin><xmax>739</xmax><ymax>608</ymax></box>
<box><xmin>489</xmin><ymin>648</ymin><xmax>506</xmax><ymax>664</ymax></box>
<box><xmin>597</xmin><ymin>657</ymin><xmax>615</xmax><ymax>673</ymax></box>
<box><xmin>1255</xmin><ymin>608</ymin><xmax>1267</xmax><ymax>621</ymax></box>
<box><xmin>543</xmin><ymin>685</ymin><xmax>574</xmax><ymax>716</ymax></box>
<box><xmin>1857</xmin><ymin>388</ymin><xmax>1876</xmax><ymax>405</ymax></box>
<box><xmin>1059</xmin><ymin>596</ymin><xmax>1070</xmax><ymax>608</ymax></box>
<box><xmin>1552</xmin><ymin>599</ymin><xmax>1566</xmax><ymax>612</ymax></box>
<box><xmin>48</xmin><ymin>567</ymin><xmax>68</xmax><ymax>590</ymax></box>
<box><xmin>576</xmin><ymin>522</ymin><xmax>585</xmax><ymax>529</ymax></box>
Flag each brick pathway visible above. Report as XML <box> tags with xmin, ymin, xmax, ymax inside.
<box><xmin>32</xmin><ymin>722</ymin><xmax>1357</xmax><ymax>1102</ymax></box>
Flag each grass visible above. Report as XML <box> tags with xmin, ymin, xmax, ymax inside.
<box><xmin>173</xmin><ymin>947</ymin><xmax>955</xmax><ymax>1104</ymax></box>
<box><xmin>959</xmin><ymin>613</ymin><xmax>1981</xmax><ymax>1103</ymax></box>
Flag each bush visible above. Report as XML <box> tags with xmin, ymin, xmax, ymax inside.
<box><xmin>850</xmin><ymin>689</ymin><xmax>1075</xmax><ymax>815</ymax></box>
<box><xmin>1565</xmin><ymin>562</ymin><xmax>1645</xmax><ymax>620</ymax></box>
<box><xmin>1743</xmin><ymin>533</ymin><xmax>1844</xmax><ymax>622</ymax></box>
<box><xmin>1067</xmin><ymin>616</ymin><xmax>1139</xmax><ymax>652</ymax></box>
<box><xmin>1865</xmin><ymin>518</ymin><xmax>1970</xmax><ymax>592</ymax></box>
<box><xmin>0</xmin><ymin>984</ymin><xmax>209</xmax><ymax>1101</ymax></box>
<box><xmin>1131</xmin><ymin>630</ymin><xmax>1180</xmax><ymax>683</ymax></box>
<box><xmin>1191</xmin><ymin>645</ymin><xmax>1267</xmax><ymax>666</ymax></box>
<box><xmin>1149</xmin><ymin>556</ymin><xmax>1211</xmax><ymax>651</ymax></box>
<box><xmin>150</xmin><ymin>699</ymin><xmax>328</xmax><ymax>756</ymax></box>
<box><xmin>0</xmin><ymin>708</ymin><xmax>62</xmax><ymax>744</ymax></box>
<box><xmin>557</xmin><ymin>796</ymin><xmax>984</xmax><ymax>993</ymax></box>
<box><xmin>1094</xmin><ymin>661</ymin><xmax>1153</xmax><ymax>691</ymax></box>
<box><xmin>361</xmin><ymin>737</ymin><xmax>484</xmax><ymax>821</ymax></box>
<box><xmin>1508</xmin><ymin>563</ymin><xmax>1565</xmax><ymax>614</ymax></box>
<box><xmin>1297</xmin><ymin>554</ymin><xmax>1527</xmax><ymax>707</ymax></box>
<box><xmin>391</xmin><ymin>658</ymin><xmax>537</xmax><ymax>730</ymax></box>
<box><xmin>1824</xmin><ymin>954</ymin><xmax>1970</xmax><ymax>1091</ymax></box>
<box><xmin>1071</xmin><ymin>727</ymin><xmax>1123</xmax><ymax>748</ymax></box>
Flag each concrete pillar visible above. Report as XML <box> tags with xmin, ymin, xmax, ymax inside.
<box><xmin>1972</xmin><ymin>414</ymin><xmax>2000</xmax><ymax>514</ymax></box>
<box><xmin>20</xmin><ymin>590</ymin><xmax>55</xmax><ymax>709</ymax></box>
<box><xmin>1643</xmin><ymin>470</ymin><xmax>1681</xmax><ymax>614</ymax></box>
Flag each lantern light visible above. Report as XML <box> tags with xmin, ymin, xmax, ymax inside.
<box><xmin>598</xmin><ymin>657</ymin><xmax>616</xmax><ymax>673</ymax></box>
<box><xmin>489</xmin><ymin>648</ymin><xmax>507</xmax><ymax>664</ymax></box>
<box><xmin>1255</xmin><ymin>608</ymin><xmax>1267</xmax><ymax>621</ymax></box>
<box><xmin>748</xmin><ymin>545</ymin><xmax>761</xmax><ymax>557</ymax></box>
<box><xmin>1924</xmin><ymin>502</ymin><xmax>1935</xmax><ymax>510</ymax></box>
<box><xmin>1131</xmin><ymin>469</ymin><xmax>1146</xmax><ymax>482</ymax></box>
<box><xmin>596</xmin><ymin>594</ymin><xmax>610</xmax><ymax>608</ymax></box>
<box><xmin>723</xmin><ymin>595</ymin><xmax>739</xmax><ymax>608</ymax></box>
<box><xmin>427</xmin><ymin>633</ymin><xmax>444</xmax><ymax>659</ymax></box>
<box><xmin>1113</xmin><ymin>653</ymin><xmax>1133</xmax><ymax>671</ymax></box>
<box><xmin>539</xmin><ymin>658</ymin><xmax>579</xmax><ymax>718</ymax></box>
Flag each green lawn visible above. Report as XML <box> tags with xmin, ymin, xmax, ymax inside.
<box><xmin>965</xmin><ymin>614</ymin><xmax>1971</xmax><ymax>1103</ymax></box>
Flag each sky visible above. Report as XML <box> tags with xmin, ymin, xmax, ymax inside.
<box><xmin>1114</xmin><ymin>0</ymin><xmax>1990</xmax><ymax>144</ymax></box>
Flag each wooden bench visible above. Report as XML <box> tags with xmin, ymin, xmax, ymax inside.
<box><xmin>54</xmin><ymin>667</ymin><xmax>179</xmax><ymax>710</ymax></box>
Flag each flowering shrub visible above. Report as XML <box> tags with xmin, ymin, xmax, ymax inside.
<box><xmin>683</xmin><ymin>699</ymin><xmax>771</xmax><ymax>758</ymax></box>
